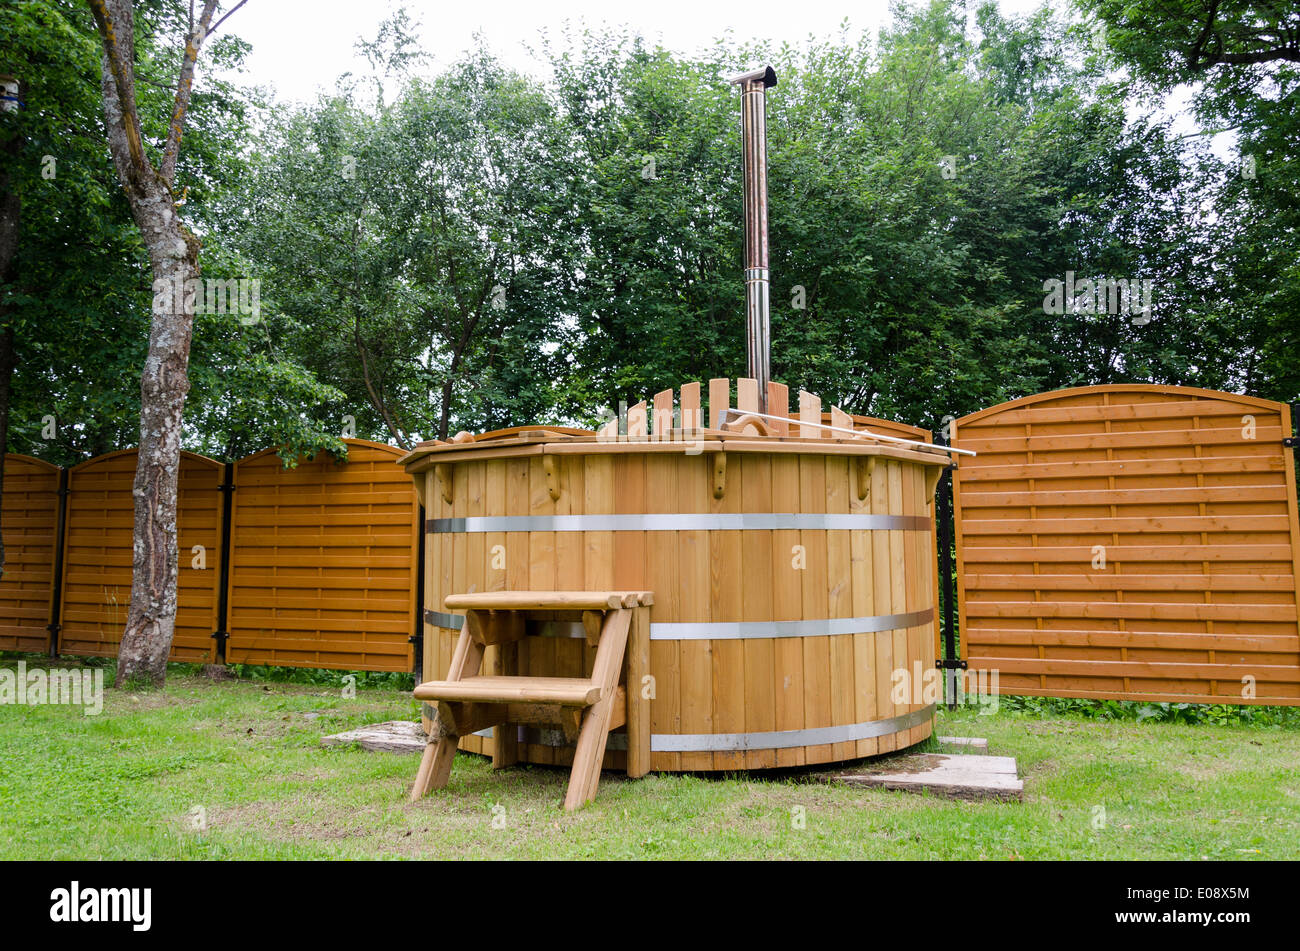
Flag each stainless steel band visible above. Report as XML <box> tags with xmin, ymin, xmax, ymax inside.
<box><xmin>649</xmin><ymin>607</ymin><xmax>935</xmax><ymax>640</ymax></box>
<box><xmin>650</xmin><ymin>704</ymin><xmax>936</xmax><ymax>752</ymax></box>
<box><xmin>443</xmin><ymin>705</ymin><xmax>937</xmax><ymax>752</ymax></box>
<box><xmin>425</xmin><ymin>608</ymin><xmax>936</xmax><ymax>641</ymax></box>
<box><xmin>423</xmin><ymin>611</ymin><xmax>590</xmax><ymax>641</ymax></box>
<box><xmin>469</xmin><ymin>725</ymin><xmax>629</xmax><ymax>751</ymax></box>
<box><xmin>427</xmin><ymin>513</ymin><xmax>931</xmax><ymax>533</ymax></box>
<box><xmin>424</xmin><ymin>610</ymin><xmax>463</xmax><ymax>630</ymax></box>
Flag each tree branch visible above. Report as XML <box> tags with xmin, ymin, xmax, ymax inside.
<box><xmin>87</xmin><ymin>0</ymin><xmax>151</xmax><ymax>187</ymax></box>
<box><xmin>161</xmin><ymin>0</ymin><xmax>220</xmax><ymax>185</ymax></box>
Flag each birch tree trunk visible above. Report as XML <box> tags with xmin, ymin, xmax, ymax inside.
<box><xmin>88</xmin><ymin>0</ymin><xmax>237</xmax><ymax>686</ymax></box>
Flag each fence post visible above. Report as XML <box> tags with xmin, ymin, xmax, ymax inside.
<box><xmin>411</xmin><ymin>501</ymin><xmax>425</xmax><ymax>681</ymax></box>
<box><xmin>211</xmin><ymin>462</ymin><xmax>234</xmax><ymax>665</ymax></box>
<box><xmin>46</xmin><ymin>466</ymin><xmax>69</xmax><ymax>658</ymax></box>
<box><xmin>933</xmin><ymin>431</ymin><xmax>964</xmax><ymax>709</ymax></box>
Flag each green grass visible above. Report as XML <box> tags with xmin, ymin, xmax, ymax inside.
<box><xmin>1</xmin><ymin>655</ymin><xmax>1298</xmax><ymax>859</ymax></box>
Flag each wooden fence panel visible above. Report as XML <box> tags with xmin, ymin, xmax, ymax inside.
<box><xmin>952</xmin><ymin>385</ymin><xmax>1300</xmax><ymax>704</ymax></box>
<box><xmin>226</xmin><ymin>439</ymin><xmax>418</xmax><ymax>671</ymax></box>
<box><xmin>0</xmin><ymin>455</ymin><xmax>62</xmax><ymax>652</ymax></box>
<box><xmin>58</xmin><ymin>449</ymin><xmax>224</xmax><ymax>662</ymax></box>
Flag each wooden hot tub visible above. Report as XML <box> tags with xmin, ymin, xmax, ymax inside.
<box><xmin>400</xmin><ymin>380</ymin><xmax>950</xmax><ymax>773</ymax></box>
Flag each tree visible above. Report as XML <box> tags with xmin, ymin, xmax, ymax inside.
<box><xmin>225</xmin><ymin>44</ymin><xmax>573</xmax><ymax>444</ymax></box>
<box><xmin>87</xmin><ymin>0</ymin><xmax>246</xmax><ymax>686</ymax></box>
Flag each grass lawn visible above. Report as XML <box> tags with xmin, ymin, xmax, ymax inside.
<box><xmin>1</xmin><ymin>656</ymin><xmax>1297</xmax><ymax>860</ymax></box>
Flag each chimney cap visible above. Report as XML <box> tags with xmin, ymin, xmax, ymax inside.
<box><xmin>727</xmin><ymin>65</ymin><xmax>777</xmax><ymax>88</ymax></box>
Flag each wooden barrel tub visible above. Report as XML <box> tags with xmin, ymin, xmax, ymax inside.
<box><xmin>401</xmin><ymin>389</ymin><xmax>949</xmax><ymax>772</ymax></box>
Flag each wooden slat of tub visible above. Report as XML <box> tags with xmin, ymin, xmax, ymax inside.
<box><xmin>646</xmin><ymin>452</ymin><xmax>681</xmax><ymax>772</ymax></box>
<box><xmin>583</xmin><ymin>453</ymin><xmax>626</xmax><ymax>772</ymax></box>
<box><xmin>628</xmin><ymin>400</ymin><xmax>648</xmax><ymax>440</ymax></box>
<box><xmin>553</xmin><ymin>455</ymin><xmax>587</xmax><ymax>767</ymax></box>
<box><xmin>420</xmin><ymin>470</ymin><xmax>436</xmax><ymax>736</ymax></box>
<box><xmin>826</xmin><ymin>454</ymin><xmax>856</xmax><ymax>761</ymax></box>
<box><xmin>485</xmin><ymin>462</ymin><xmax>507</xmax><ymax>594</ymax></box>
<box><xmin>681</xmin><ymin>381</ymin><xmax>702</xmax><ymax>433</ymax></box>
<box><xmin>887</xmin><ymin>460</ymin><xmax>909</xmax><ymax>752</ymax></box>
<box><xmin>741</xmin><ymin>453</ymin><xmax>776</xmax><ymax>769</ymax></box>
<box><xmin>527</xmin><ymin>455</ymin><xmax>558</xmax><ymax>765</ymax></box>
<box><xmin>800</xmin><ymin>455</ymin><xmax>833</xmax><ymax>764</ymax></box>
<box><xmin>711</xmin><ymin>446</ymin><xmax>746</xmax><ymax>771</ymax></box>
<box><xmin>614</xmin><ymin>453</ymin><xmax>653</xmax><ymax>768</ymax></box>
<box><xmin>904</xmin><ymin>462</ymin><xmax>925</xmax><ymax>746</ymax></box>
<box><xmin>799</xmin><ymin>391</ymin><xmax>822</xmax><ymax>439</ymax></box>
<box><xmin>767</xmin><ymin>382</ymin><xmax>789</xmax><ymax>436</ymax></box>
<box><xmin>468</xmin><ymin>459</ymin><xmax>488</xmax><ymax>665</ymax></box>
<box><xmin>870</xmin><ymin>450</ymin><xmax>895</xmax><ymax>750</ymax></box>
<box><xmin>771</xmin><ymin>453</ymin><xmax>805</xmax><ymax>766</ymax></box>
<box><xmin>678</xmin><ymin>452</ymin><xmax>713</xmax><ymax>771</ymax></box>
<box><xmin>850</xmin><ymin>450</ymin><xmax>878</xmax><ymax>759</ymax></box>
<box><xmin>709</xmin><ymin>378</ymin><xmax>730</xmax><ymax>430</ymax></box>
<box><xmin>653</xmin><ymin>389</ymin><xmax>674</xmax><ymax>439</ymax></box>
<box><xmin>503</xmin><ymin>457</ymin><xmax>531</xmax><ymax>760</ymax></box>
<box><xmin>737</xmin><ymin>377</ymin><xmax>759</xmax><ymax>414</ymax></box>
<box><xmin>451</xmin><ymin>463</ymin><xmax>482</xmax><ymax>755</ymax></box>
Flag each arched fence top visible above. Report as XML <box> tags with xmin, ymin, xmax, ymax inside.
<box><xmin>952</xmin><ymin>384</ymin><xmax>1288</xmax><ymax>431</ymax></box>
<box><xmin>3</xmin><ymin>453</ymin><xmax>62</xmax><ymax>473</ymax></box>
<box><xmin>68</xmin><ymin>447</ymin><xmax>224</xmax><ymax>474</ymax></box>
<box><xmin>232</xmin><ymin>437</ymin><xmax>406</xmax><ymax>468</ymax></box>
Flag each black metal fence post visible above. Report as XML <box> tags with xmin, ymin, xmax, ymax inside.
<box><xmin>46</xmin><ymin>466</ymin><xmax>69</xmax><ymax>658</ymax></box>
<box><xmin>933</xmin><ymin>431</ymin><xmax>965</xmax><ymax>709</ymax></box>
<box><xmin>211</xmin><ymin>462</ymin><xmax>234</xmax><ymax>664</ymax></box>
<box><xmin>412</xmin><ymin>502</ymin><xmax>425</xmax><ymax>681</ymax></box>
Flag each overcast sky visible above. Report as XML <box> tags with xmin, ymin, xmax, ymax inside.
<box><xmin>209</xmin><ymin>0</ymin><xmax>1054</xmax><ymax>104</ymax></box>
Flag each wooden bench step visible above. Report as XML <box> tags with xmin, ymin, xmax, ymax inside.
<box><xmin>444</xmin><ymin>590</ymin><xmax>654</xmax><ymax>612</ymax></box>
<box><xmin>414</xmin><ymin>675</ymin><xmax>602</xmax><ymax>706</ymax></box>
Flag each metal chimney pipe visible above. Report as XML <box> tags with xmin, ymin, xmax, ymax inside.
<box><xmin>728</xmin><ymin>65</ymin><xmax>777</xmax><ymax>411</ymax></box>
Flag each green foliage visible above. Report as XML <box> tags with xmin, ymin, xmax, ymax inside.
<box><xmin>997</xmin><ymin>693</ymin><xmax>1300</xmax><ymax>728</ymax></box>
<box><xmin>223</xmin><ymin>663</ymin><xmax>415</xmax><ymax>692</ymax></box>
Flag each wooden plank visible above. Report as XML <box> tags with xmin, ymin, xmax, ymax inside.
<box><xmin>680</xmin><ymin>381</ymin><xmax>702</xmax><ymax>433</ymax></box>
<box><xmin>711</xmin><ymin>440</ymin><xmax>746</xmax><ymax>770</ymax></box>
<box><xmin>678</xmin><ymin>452</ymin><xmax>714</xmax><ymax>771</ymax></box>
<box><xmin>825</xmin><ymin>455</ymin><xmax>855</xmax><ymax>761</ymax></box>
<box><xmin>645</xmin><ymin>451</ymin><xmax>681</xmax><ymax>772</ymax></box>
<box><xmin>741</xmin><ymin>453</ymin><xmax>776</xmax><ymax>769</ymax></box>
<box><xmin>627</xmin><ymin>400</ymin><xmax>648</xmax><ymax>440</ymax></box>
<box><xmin>653</xmin><ymin>389</ymin><xmax>674</xmax><ymax>440</ymax></box>
<box><xmin>415</xmin><ymin>675</ymin><xmax>602</xmax><ymax>706</ymax></box>
<box><xmin>766</xmin><ymin>382</ymin><xmax>789</xmax><ymax>436</ymax></box>
<box><xmin>798</xmin><ymin>391</ymin><xmax>822</xmax><ymax>439</ymax></box>
<box><xmin>771</xmin><ymin>453</ymin><xmax>803</xmax><ymax>766</ymax></box>
<box><xmin>799</xmin><ymin>455</ymin><xmax>833</xmax><ymax>765</ymax></box>
<box><xmin>870</xmin><ymin>451</ymin><xmax>894</xmax><ymax>752</ymax></box>
<box><xmin>737</xmin><ymin>378</ymin><xmax>759</xmax><ymax>414</ymax></box>
<box><xmin>709</xmin><ymin>378</ymin><xmax>730</xmax><ymax>430</ymax></box>
<box><xmin>445</xmin><ymin>591</ymin><xmax>636</xmax><ymax>611</ymax></box>
<box><xmin>626</xmin><ymin>604</ymin><xmax>652</xmax><ymax>777</ymax></box>
<box><xmin>566</xmin><ymin>608</ymin><xmax>633</xmax><ymax>808</ymax></box>
<box><xmin>613</xmin><ymin>453</ymin><xmax>652</xmax><ymax>766</ymax></box>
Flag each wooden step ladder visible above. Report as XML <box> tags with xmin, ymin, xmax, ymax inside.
<box><xmin>409</xmin><ymin>590</ymin><xmax>654</xmax><ymax>811</ymax></box>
